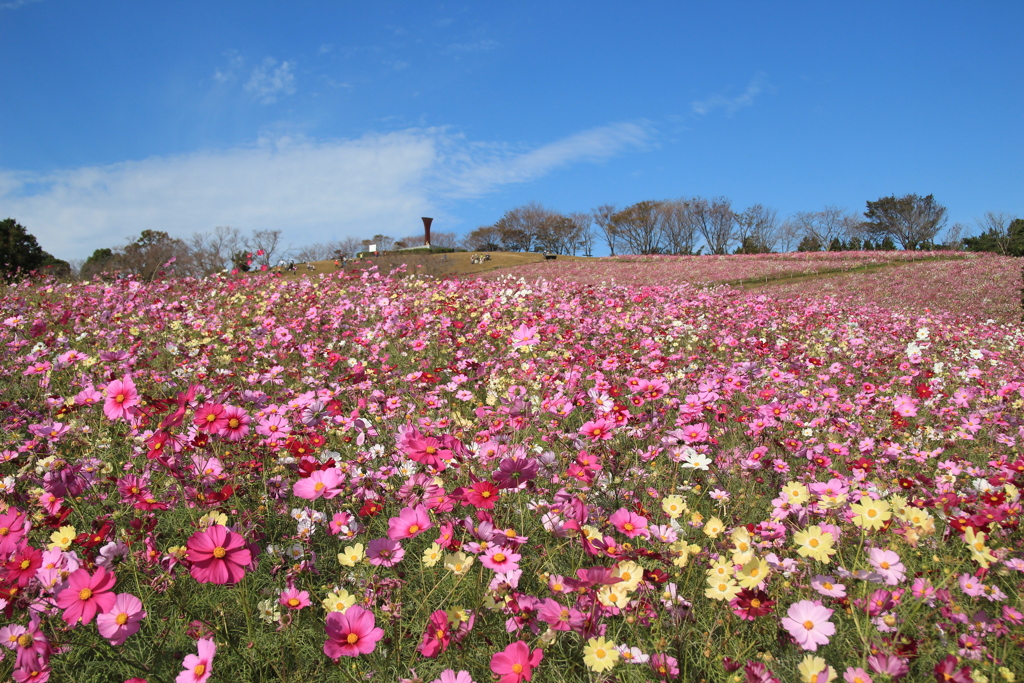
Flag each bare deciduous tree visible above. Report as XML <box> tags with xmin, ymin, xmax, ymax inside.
<box><xmin>974</xmin><ymin>212</ymin><xmax>1015</xmax><ymax>255</ymax></box>
<box><xmin>692</xmin><ymin>196</ymin><xmax>736</xmax><ymax>255</ymax></box>
<box><xmin>792</xmin><ymin>206</ymin><xmax>859</xmax><ymax>251</ymax></box>
<box><xmin>462</xmin><ymin>226</ymin><xmax>503</xmax><ymax>251</ymax></box>
<box><xmin>189</xmin><ymin>225</ymin><xmax>243</xmax><ymax>276</ymax></box>
<box><xmin>247</xmin><ymin>229</ymin><xmax>286</xmax><ymax>268</ymax></box>
<box><xmin>592</xmin><ymin>204</ymin><xmax>619</xmax><ymax>256</ymax></box>
<box><xmin>734</xmin><ymin>204</ymin><xmax>780</xmax><ymax>253</ymax></box>
<box><xmin>610</xmin><ymin>201</ymin><xmax>665</xmax><ymax>255</ymax></box>
<box><xmin>660</xmin><ymin>198</ymin><xmax>701</xmax><ymax>255</ymax></box>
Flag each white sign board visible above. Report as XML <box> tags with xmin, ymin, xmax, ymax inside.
<box><xmin>368</xmin><ymin>244</ymin><xmax>377</xmax><ymax>253</ymax></box>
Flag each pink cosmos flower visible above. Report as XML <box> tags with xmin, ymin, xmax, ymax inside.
<box><xmin>96</xmin><ymin>593</ymin><xmax>146</xmax><ymax>645</ymax></box>
<box><xmin>537</xmin><ymin>598</ymin><xmax>583</xmax><ymax>631</ymax></box>
<box><xmin>193</xmin><ymin>403</ymin><xmax>228</xmax><ymax>433</ymax></box>
<box><xmin>185</xmin><ymin>525</ymin><xmax>252</xmax><ymax>585</ymax></box>
<box><xmin>579</xmin><ymin>418</ymin><xmax>614</xmax><ymax>442</ymax></box>
<box><xmin>417</xmin><ymin>609</ymin><xmax>451</xmax><ymax>658</ymax></box>
<box><xmin>366</xmin><ymin>538</ymin><xmax>404</xmax><ymax>567</ymax></box>
<box><xmin>0</xmin><ymin>508</ymin><xmax>27</xmax><ymax>556</ymax></box>
<box><xmin>462</xmin><ymin>481</ymin><xmax>500</xmax><ymax>509</ymax></box>
<box><xmin>387</xmin><ymin>504</ymin><xmax>433</xmax><ymax>541</ymax></box>
<box><xmin>103</xmin><ymin>375</ymin><xmax>140</xmax><ymax>422</ymax></box>
<box><xmin>481</xmin><ymin>546</ymin><xmax>521</xmax><ymax>573</ymax></box>
<box><xmin>490</xmin><ymin>640</ymin><xmax>543</xmax><ymax>683</ymax></box>
<box><xmin>12</xmin><ymin>652</ymin><xmax>50</xmax><ymax>683</ymax></box>
<box><xmin>56</xmin><ymin>566</ymin><xmax>117</xmax><ymax>625</ymax></box>
<box><xmin>399</xmin><ymin>426</ymin><xmax>453</xmax><ymax>470</ymax></box>
<box><xmin>323</xmin><ymin>606</ymin><xmax>384</xmax><ymax>658</ymax></box>
<box><xmin>279</xmin><ymin>586</ymin><xmax>311</xmax><ymax>610</ymax></box>
<box><xmin>811</xmin><ymin>575</ymin><xmax>847</xmax><ymax>598</ymax></box>
<box><xmin>293</xmin><ymin>468</ymin><xmax>342</xmax><ymax>500</ymax></box>
<box><xmin>255</xmin><ymin>414</ymin><xmax>290</xmax><ymax>441</ymax></box>
<box><xmin>608</xmin><ymin>508</ymin><xmax>650</xmax><ymax>539</ymax></box>
<box><xmin>176</xmin><ymin>637</ymin><xmax>215</xmax><ymax>683</ymax></box>
<box><xmin>510</xmin><ymin>324</ymin><xmax>540</xmax><ymax>348</ymax></box>
<box><xmin>781</xmin><ymin>600</ymin><xmax>835</xmax><ymax>651</ymax></box>
<box><xmin>218</xmin><ymin>405</ymin><xmax>250</xmax><ymax>441</ymax></box>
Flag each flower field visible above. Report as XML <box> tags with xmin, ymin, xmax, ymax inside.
<box><xmin>0</xmin><ymin>259</ymin><xmax>1022</xmax><ymax>683</ymax></box>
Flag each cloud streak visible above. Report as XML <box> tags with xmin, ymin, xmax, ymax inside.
<box><xmin>691</xmin><ymin>73</ymin><xmax>770</xmax><ymax>116</ymax></box>
<box><xmin>1</xmin><ymin>123</ymin><xmax>652</xmax><ymax>260</ymax></box>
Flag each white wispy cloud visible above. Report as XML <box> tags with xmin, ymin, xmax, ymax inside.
<box><xmin>691</xmin><ymin>73</ymin><xmax>770</xmax><ymax>116</ymax></box>
<box><xmin>245</xmin><ymin>57</ymin><xmax>297</xmax><ymax>104</ymax></box>
<box><xmin>0</xmin><ymin>0</ymin><xmax>42</xmax><ymax>9</ymax></box>
<box><xmin>0</xmin><ymin>123</ymin><xmax>652</xmax><ymax>261</ymax></box>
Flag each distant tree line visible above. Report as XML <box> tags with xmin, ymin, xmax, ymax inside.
<box><xmin>2</xmin><ymin>196</ymin><xmax>1020</xmax><ymax>283</ymax></box>
<box><xmin>464</xmin><ymin>193</ymin><xmax>1012</xmax><ymax>257</ymax></box>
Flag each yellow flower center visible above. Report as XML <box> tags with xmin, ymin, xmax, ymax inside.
<box><xmin>213</xmin><ymin>546</ymin><xmax>227</xmax><ymax>559</ymax></box>
<box><xmin>115</xmin><ymin>394</ymin><xmax>125</xmax><ymax>403</ymax></box>
<box><xmin>512</xmin><ymin>664</ymin><xmax>523</xmax><ymax>674</ymax></box>
<box><xmin>194</xmin><ymin>664</ymin><xmax>206</xmax><ymax>677</ymax></box>
<box><xmin>493</xmin><ymin>553</ymin><xmax>506</xmax><ymax>563</ymax></box>
<box><xmin>867</xmin><ymin>509</ymin><xmax>877</xmax><ymax>518</ymax></box>
<box><xmin>347</xmin><ymin>633</ymin><xmax>359</xmax><ymax>644</ymax></box>
<box><xmin>0</xmin><ymin>527</ymin><xmax>9</xmax><ymax>536</ymax></box>
<box><xmin>880</xmin><ymin>561</ymin><xmax>890</xmax><ymax>569</ymax></box>
<box><xmin>595</xmin><ymin>648</ymin><xmax>607</xmax><ymax>659</ymax></box>
<box><xmin>750</xmin><ymin>598</ymin><xmax>761</xmax><ymax>608</ymax></box>
<box><xmin>435</xmin><ymin>629</ymin><xmax>445</xmax><ymax>639</ymax></box>
<box><xmin>809</xmin><ymin>538</ymin><xmax>819</xmax><ymax>548</ymax></box>
<box><xmin>17</xmin><ymin>633</ymin><xmax>32</xmax><ymax>647</ymax></box>
<box><xmin>115</xmin><ymin>612</ymin><xmax>129</xmax><ymax>625</ymax></box>
<box><xmin>481</xmin><ymin>491</ymin><xmax>491</xmax><ymax>498</ymax></box>
<box><xmin>229</xmin><ymin>418</ymin><xmax>240</xmax><ymax>428</ymax></box>
<box><xmin>20</xmin><ymin>560</ymin><xmax>31</xmax><ymax>570</ymax></box>
<box><xmin>206</xmin><ymin>414</ymin><xmax>217</xmax><ymax>423</ymax></box>
<box><xmin>408</xmin><ymin>525</ymin><xmax>419</xmax><ymax>534</ymax></box>
<box><xmin>823</xmin><ymin>582</ymin><xmax>833</xmax><ymax>590</ymax></box>
<box><xmin>314</xmin><ymin>482</ymin><xmax>325</xmax><ymax>492</ymax></box>
<box><xmin>803</xmin><ymin>620</ymin><xmax>814</xmax><ymax>630</ymax></box>
<box><xmin>79</xmin><ymin>588</ymin><xmax>93</xmax><ymax>601</ymax></box>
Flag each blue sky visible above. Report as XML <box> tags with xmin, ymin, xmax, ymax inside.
<box><xmin>1</xmin><ymin>1</ymin><xmax>1021</xmax><ymax>261</ymax></box>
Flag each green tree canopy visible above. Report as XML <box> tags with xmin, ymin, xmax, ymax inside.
<box><xmin>863</xmin><ymin>194</ymin><xmax>947</xmax><ymax>250</ymax></box>
<box><xmin>0</xmin><ymin>218</ymin><xmax>66</xmax><ymax>281</ymax></box>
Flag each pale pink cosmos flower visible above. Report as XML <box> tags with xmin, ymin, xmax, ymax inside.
<box><xmin>293</xmin><ymin>468</ymin><xmax>342</xmax><ymax>500</ymax></box>
<box><xmin>810</xmin><ymin>575</ymin><xmax>847</xmax><ymax>598</ymax></box>
<box><xmin>323</xmin><ymin>605</ymin><xmax>384</xmax><ymax>658</ymax></box>
<box><xmin>96</xmin><ymin>593</ymin><xmax>146</xmax><ymax>645</ymax></box>
<box><xmin>868</xmin><ymin>548</ymin><xmax>905</xmax><ymax>586</ymax></box>
<box><xmin>387</xmin><ymin>504</ymin><xmax>433</xmax><ymax>541</ymax></box>
<box><xmin>430</xmin><ymin>670</ymin><xmax>475</xmax><ymax>683</ymax></box>
<box><xmin>781</xmin><ymin>600</ymin><xmax>835</xmax><ymax>651</ymax></box>
<box><xmin>176</xmin><ymin>637</ymin><xmax>215</xmax><ymax>683</ymax></box>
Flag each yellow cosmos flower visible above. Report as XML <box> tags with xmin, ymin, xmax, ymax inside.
<box><xmin>661</xmin><ymin>495</ymin><xmax>686</xmax><ymax>519</ymax></box>
<box><xmin>798</xmin><ymin>654</ymin><xmax>835</xmax><ymax>683</ymax></box>
<box><xmin>422</xmin><ymin>542</ymin><xmax>443</xmax><ymax>567</ymax></box>
<box><xmin>49</xmin><ymin>525</ymin><xmax>76</xmax><ymax>551</ymax></box>
<box><xmin>850</xmin><ymin>497</ymin><xmax>892</xmax><ymax>530</ymax></box>
<box><xmin>704</xmin><ymin>577</ymin><xmax>742</xmax><ymax>601</ymax></box>
<box><xmin>735</xmin><ymin>557</ymin><xmax>770</xmax><ymax>589</ymax></box>
<box><xmin>612</xmin><ymin>561</ymin><xmax>644</xmax><ymax>592</ymax></box>
<box><xmin>793</xmin><ymin>525</ymin><xmax>836</xmax><ymax>563</ymax></box>
<box><xmin>582</xmin><ymin>636</ymin><xmax>619</xmax><ymax>672</ymax></box>
<box><xmin>703</xmin><ymin>516</ymin><xmax>725</xmax><ymax>538</ymax></box>
<box><xmin>781</xmin><ymin>481</ymin><xmax>810</xmax><ymax>505</ymax></box>
<box><xmin>444</xmin><ymin>552</ymin><xmax>474</xmax><ymax>575</ymax></box>
<box><xmin>322</xmin><ymin>588</ymin><xmax>356</xmax><ymax>613</ymax></box>
<box><xmin>964</xmin><ymin>527</ymin><xmax>996</xmax><ymax>568</ymax></box>
<box><xmin>337</xmin><ymin>543</ymin><xmax>364</xmax><ymax>567</ymax></box>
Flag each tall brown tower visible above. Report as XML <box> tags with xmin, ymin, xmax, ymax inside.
<box><xmin>421</xmin><ymin>217</ymin><xmax>433</xmax><ymax>247</ymax></box>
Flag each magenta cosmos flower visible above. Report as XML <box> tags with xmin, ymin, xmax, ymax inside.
<box><xmin>387</xmin><ymin>504</ymin><xmax>433</xmax><ymax>541</ymax></box>
<box><xmin>781</xmin><ymin>600</ymin><xmax>836</xmax><ymax>651</ymax></box>
<box><xmin>177</xmin><ymin>637</ymin><xmax>215</xmax><ymax>683</ymax></box>
<box><xmin>293</xmin><ymin>468</ymin><xmax>342</xmax><ymax>500</ymax></box>
<box><xmin>185</xmin><ymin>525</ymin><xmax>252</xmax><ymax>585</ymax></box>
<box><xmin>96</xmin><ymin>593</ymin><xmax>146</xmax><ymax>645</ymax></box>
<box><xmin>0</xmin><ymin>508</ymin><xmax>28</xmax><ymax>556</ymax></box>
<box><xmin>323</xmin><ymin>606</ymin><xmax>385</xmax><ymax>658</ymax></box>
<box><xmin>490</xmin><ymin>641</ymin><xmax>543</xmax><ymax>683</ymax></box>
<box><xmin>218</xmin><ymin>405</ymin><xmax>250</xmax><ymax>441</ymax></box>
<box><xmin>56</xmin><ymin>566</ymin><xmax>117</xmax><ymax>625</ymax></box>
<box><xmin>103</xmin><ymin>375</ymin><xmax>140</xmax><ymax>421</ymax></box>
<box><xmin>579</xmin><ymin>418</ymin><xmax>614</xmax><ymax>442</ymax></box>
